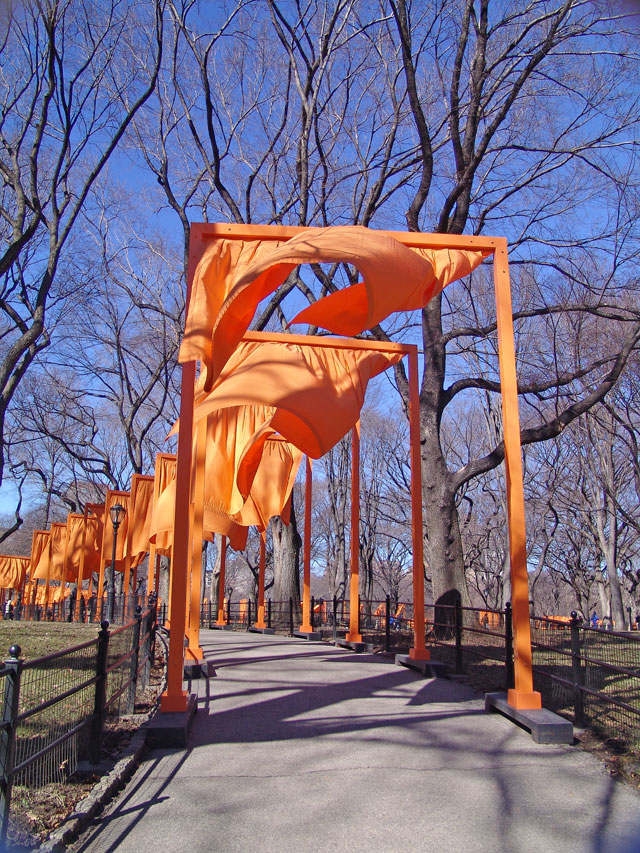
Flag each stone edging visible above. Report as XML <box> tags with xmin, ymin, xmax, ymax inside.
<box><xmin>38</xmin><ymin>728</ymin><xmax>148</xmax><ymax>852</ymax></box>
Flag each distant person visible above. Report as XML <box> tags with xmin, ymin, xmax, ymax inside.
<box><xmin>7</xmin><ymin>602</ymin><xmax>14</xmax><ymax>620</ymax></box>
<box><xmin>591</xmin><ymin>611</ymin><xmax>598</xmax><ymax>628</ymax></box>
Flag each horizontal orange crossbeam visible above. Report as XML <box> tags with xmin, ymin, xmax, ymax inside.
<box><xmin>242</xmin><ymin>330</ymin><xmax>417</xmax><ymax>356</ymax></box>
<box><xmin>191</xmin><ymin>222</ymin><xmax>504</xmax><ymax>254</ymax></box>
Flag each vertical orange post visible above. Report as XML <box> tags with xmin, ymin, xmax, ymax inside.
<box><xmin>300</xmin><ymin>456</ymin><xmax>313</xmax><ymax>633</ymax></box>
<box><xmin>346</xmin><ymin>423</ymin><xmax>362</xmax><ymax>643</ymax></box>
<box><xmin>147</xmin><ymin>545</ymin><xmax>157</xmax><ymax>594</ymax></box>
<box><xmin>28</xmin><ymin>534</ymin><xmax>39</xmax><ymax>616</ymax></box>
<box><xmin>75</xmin><ymin>508</ymin><xmax>89</xmax><ymax>622</ymax></box>
<box><xmin>216</xmin><ymin>537</ymin><xmax>227</xmax><ymax>625</ymax></box>
<box><xmin>160</xmin><ymin>218</ymin><xmax>204</xmax><ymax>713</ymax></box>
<box><xmin>255</xmin><ymin>531</ymin><xmax>267</xmax><ymax>628</ymax></box>
<box><xmin>44</xmin><ymin>532</ymin><xmax>52</xmax><ymax>612</ymax></box>
<box><xmin>161</xmin><ymin>359</ymin><xmax>195</xmax><ymax>713</ymax></box>
<box><xmin>408</xmin><ymin>346</ymin><xmax>429</xmax><ymax>660</ymax></box>
<box><xmin>186</xmin><ymin>418</ymin><xmax>205</xmax><ymax>662</ymax></box>
<box><xmin>493</xmin><ymin>240</ymin><xmax>541</xmax><ymax>710</ymax></box>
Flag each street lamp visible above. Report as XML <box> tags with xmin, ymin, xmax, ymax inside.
<box><xmin>106</xmin><ymin>503</ymin><xmax>126</xmax><ymax>624</ymax></box>
<box><xmin>226</xmin><ymin>584</ymin><xmax>233</xmax><ymax>624</ymax></box>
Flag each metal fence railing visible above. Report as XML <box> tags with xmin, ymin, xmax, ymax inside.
<box><xmin>0</xmin><ymin>603</ymin><xmax>158</xmax><ymax>847</ymax></box>
<box><xmin>3</xmin><ymin>593</ymin><xmax>154</xmax><ymax>627</ymax></box>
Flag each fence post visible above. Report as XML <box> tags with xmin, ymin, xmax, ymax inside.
<box><xmin>267</xmin><ymin>599</ymin><xmax>272</xmax><ymax>630</ymax></box>
<box><xmin>454</xmin><ymin>597</ymin><xmax>463</xmax><ymax>674</ymax></box>
<box><xmin>90</xmin><ymin>621</ymin><xmax>110</xmax><ymax>765</ymax></box>
<box><xmin>385</xmin><ymin>596</ymin><xmax>391</xmax><ymax>653</ymax></box>
<box><xmin>247</xmin><ymin>600</ymin><xmax>252</xmax><ymax>629</ymax></box>
<box><xmin>358</xmin><ymin>596</ymin><xmax>361</xmax><ymax>635</ymax></box>
<box><xmin>289</xmin><ymin>597</ymin><xmax>294</xmax><ymax>637</ymax></box>
<box><xmin>0</xmin><ymin>645</ymin><xmax>23</xmax><ymax>848</ymax></box>
<box><xmin>332</xmin><ymin>596</ymin><xmax>337</xmax><ymax>643</ymax></box>
<box><xmin>570</xmin><ymin>611</ymin><xmax>585</xmax><ymax>728</ymax></box>
<box><xmin>504</xmin><ymin>602</ymin><xmax>514</xmax><ymax>691</ymax></box>
<box><xmin>226</xmin><ymin>596</ymin><xmax>231</xmax><ymax>626</ymax></box>
<box><xmin>126</xmin><ymin>607</ymin><xmax>143</xmax><ymax>715</ymax></box>
<box><xmin>310</xmin><ymin>596</ymin><xmax>315</xmax><ymax>631</ymax></box>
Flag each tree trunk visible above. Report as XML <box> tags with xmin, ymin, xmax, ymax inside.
<box><xmin>270</xmin><ymin>491</ymin><xmax>301</xmax><ymax>611</ymax></box>
<box><xmin>418</xmin><ymin>298</ymin><xmax>472</xmax><ymax>609</ymax></box>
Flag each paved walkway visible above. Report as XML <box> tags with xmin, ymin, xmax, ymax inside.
<box><xmin>72</xmin><ymin>630</ymin><xmax>640</xmax><ymax>853</ymax></box>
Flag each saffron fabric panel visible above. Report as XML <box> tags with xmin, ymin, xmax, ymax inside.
<box><xmin>193</xmin><ymin>339</ymin><xmax>402</xmax><ymax>459</ymax></box>
<box><xmin>128</xmin><ymin>475</ymin><xmax>155</xmax><ymax>558</ymax></box>
<box><xmin>179</xmin><ymin>226</ymin><xmax>488</xmax><ymax>385</ymax></box>
<box><xmin>101</xmin><ymin>491</ymin><xmax>132</xmax><ymax>571</ymax></box>
<box><xmin>0</xmin><ymin>556</ymin><xmax>29</xmax><ymax>589</ymax></box>
<box><xmin>180</xmin><ymin>237</ymin><xmax>286</xmax><ymax>386</ymax></box>
<box><xmin>31</xmin><ymin>530</ymin><xmax>52</xmax><ymax>581</ymax></box>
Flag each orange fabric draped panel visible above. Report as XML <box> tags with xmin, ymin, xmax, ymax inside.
<box><xmin>0</xmin><ymin>556</ymin><xmax>29</xmax><ymax>589</ymax></box>
<box><xmin>66</xmin><ymin>513</ymin><xmax>86</xmax><ymax>578</ymax></box>
<box><xmin>101</xmin><ymin>491</ymin><xmax>132</xmax><ymax>571</ymax></box>
<box><xmin>128</xmin><ymin>474</ymin><xmax>155</xmax><ymax>558</ymax></box>
<box><xmin>291</xmin><ymin>241</ymin><xmax>490</xmax><ymax>335</ymax></box>
<box><xmin>235</xmin><ymin>435</ymin><xmax>302</xmax><ymax>531</ymax></box>
<box><xmin>180</xmin><ymin>237</ymin><xmax>286</xmax><ymax>385</ymax></box>
<box><xmin>83</xmin><ymin>506</ymin><xmax>104</xmax><ymax>577</ymax></box>
<box><xmin>48</xmin><ymin>522</ymin><xmax>70</xmax><ymax>582</ymax></box>
<box><xmin>182</xmin><ymin>226</ymin><xmax>488</xmax><ymax>385</ymax></box>
<box><xmin>198</xmin><ymin>404</ymin><xmax>276</xmax><ymax>516</ymax></box>
<box><xmin>149</xmin><ymin>455</ymin><xmax>177</xmax><ymax>556</ymax></box>
<box><xmin>31</xmin><ymin>530</ymin><xmax>51</xmax><ymax>580</ymax></box>
<box><xmin>193</xmin><ymin>339</ymin><xmax>403</xmax><ymax>459</ymax></box>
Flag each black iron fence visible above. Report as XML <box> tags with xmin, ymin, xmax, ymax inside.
<box><xmin>4</xmin><ymin>593</ymin><xmax>153</xmax><ymax>626</ymax></box>
<box><xmin>0</xmin><ymin>604</ymin><xmax>157</xmax><ymax>847</ymax></box>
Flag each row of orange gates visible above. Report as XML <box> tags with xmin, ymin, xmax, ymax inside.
<box><xmin>0</xmin><ymin>459</ymin><xmax>184</xmax><ymax>623</ymax></box>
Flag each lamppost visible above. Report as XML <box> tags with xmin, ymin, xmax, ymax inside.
<box><xmin>226</xmin><ymin>584</ymin><xmax>233</xmax><ymax>625</ymax></box>
<box><xmin>106</xmin><ymin>503</ymin><xmax>126</xmax><ymax>624</ymax></box>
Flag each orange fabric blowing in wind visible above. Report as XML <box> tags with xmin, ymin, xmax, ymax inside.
<box><xmin>192</xmin><ymin>339</ymin><xmax>403</xmax><ymax>459</ymax></box>
<box><xmin>50</xmin><ymin>522</ymin><xmax>71</xmax><ymax>582</ymax></box>
<box><xmin>149</xmin><ymin>455</ymin><xmax>177</xmax><ymax>556</ymax></box>
<box><xmin>128</xmin><ymin>475</ymin><xmax>156</xmax><ymax>559</ymax></box>
<box><xmin>0</xmin><ymin>556</ymin><xmax>29</xmax><ymax>589</ymax></box>
<box><xmin>234</xmin><ymin>435</ymin><xmax>303</xmax><ymax>531</ymax></box>
<box><xmin>31</xmin><ymin>530</ymin><xmax>52</xmax><ymax>580</ymax></box>
<box><xmin>179</xmin><ymin>225</ymin><xmax>488</xmax><ymax>386</ymax></box>
<box><xmin>101</xmin><ymin>492</ymin><xmax>132</xmax><ymax>571</ymax></box>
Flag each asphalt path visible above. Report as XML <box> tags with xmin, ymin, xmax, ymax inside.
<box><xmin>71</xmin><ymin>629</ymin><xmax>640</xmax><ymax>853</ymax></box>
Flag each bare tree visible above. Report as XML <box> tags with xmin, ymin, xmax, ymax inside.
<box><xmin>0</xmin><ymin>0</ymin><xmax>165</xmax><ymax>484</ymax></box>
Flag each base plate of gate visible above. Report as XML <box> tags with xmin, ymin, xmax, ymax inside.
<box><xmin>146</xmin><ymin>693</ymin><xmax>197</xmax><ymax>748</ymax></box>
<box><xmin>395</xmin><ymin>654</ymin><xmax>448</xmax><ymax>678</ymax></box>
<box><xmin>336</xmin><ymin>638</ymin><xmax>373</xmax><ymax>653</ymax></box>
<box><xmin>249</xmin><ymin>626</ymin><xmax>276</xmax><ymax>635</ymax></box>
<box><xmin>209</xmin><ymin>624</ymin><xmax>234</xmax><ymax>631</ymax></box>
<box><xmin>294</xmin><ymin>630</ymin><xmax>322</xmax><ymax>641</ymax></box>
<box><xmin>485</xmin><ymin>692</ymin><xmax>573</xmax><ymax>744</ymax></box>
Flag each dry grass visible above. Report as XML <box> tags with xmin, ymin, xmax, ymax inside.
<box><xmin>0</xmin><ymin>621</ymin><xmax>99</xmax><ymax>661</ymax></box>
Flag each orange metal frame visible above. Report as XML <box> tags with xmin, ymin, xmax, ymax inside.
<box><xmin>161</xmin><ymin>223</ymin><xmax>540</xmax><ymax>713</ymax></box>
